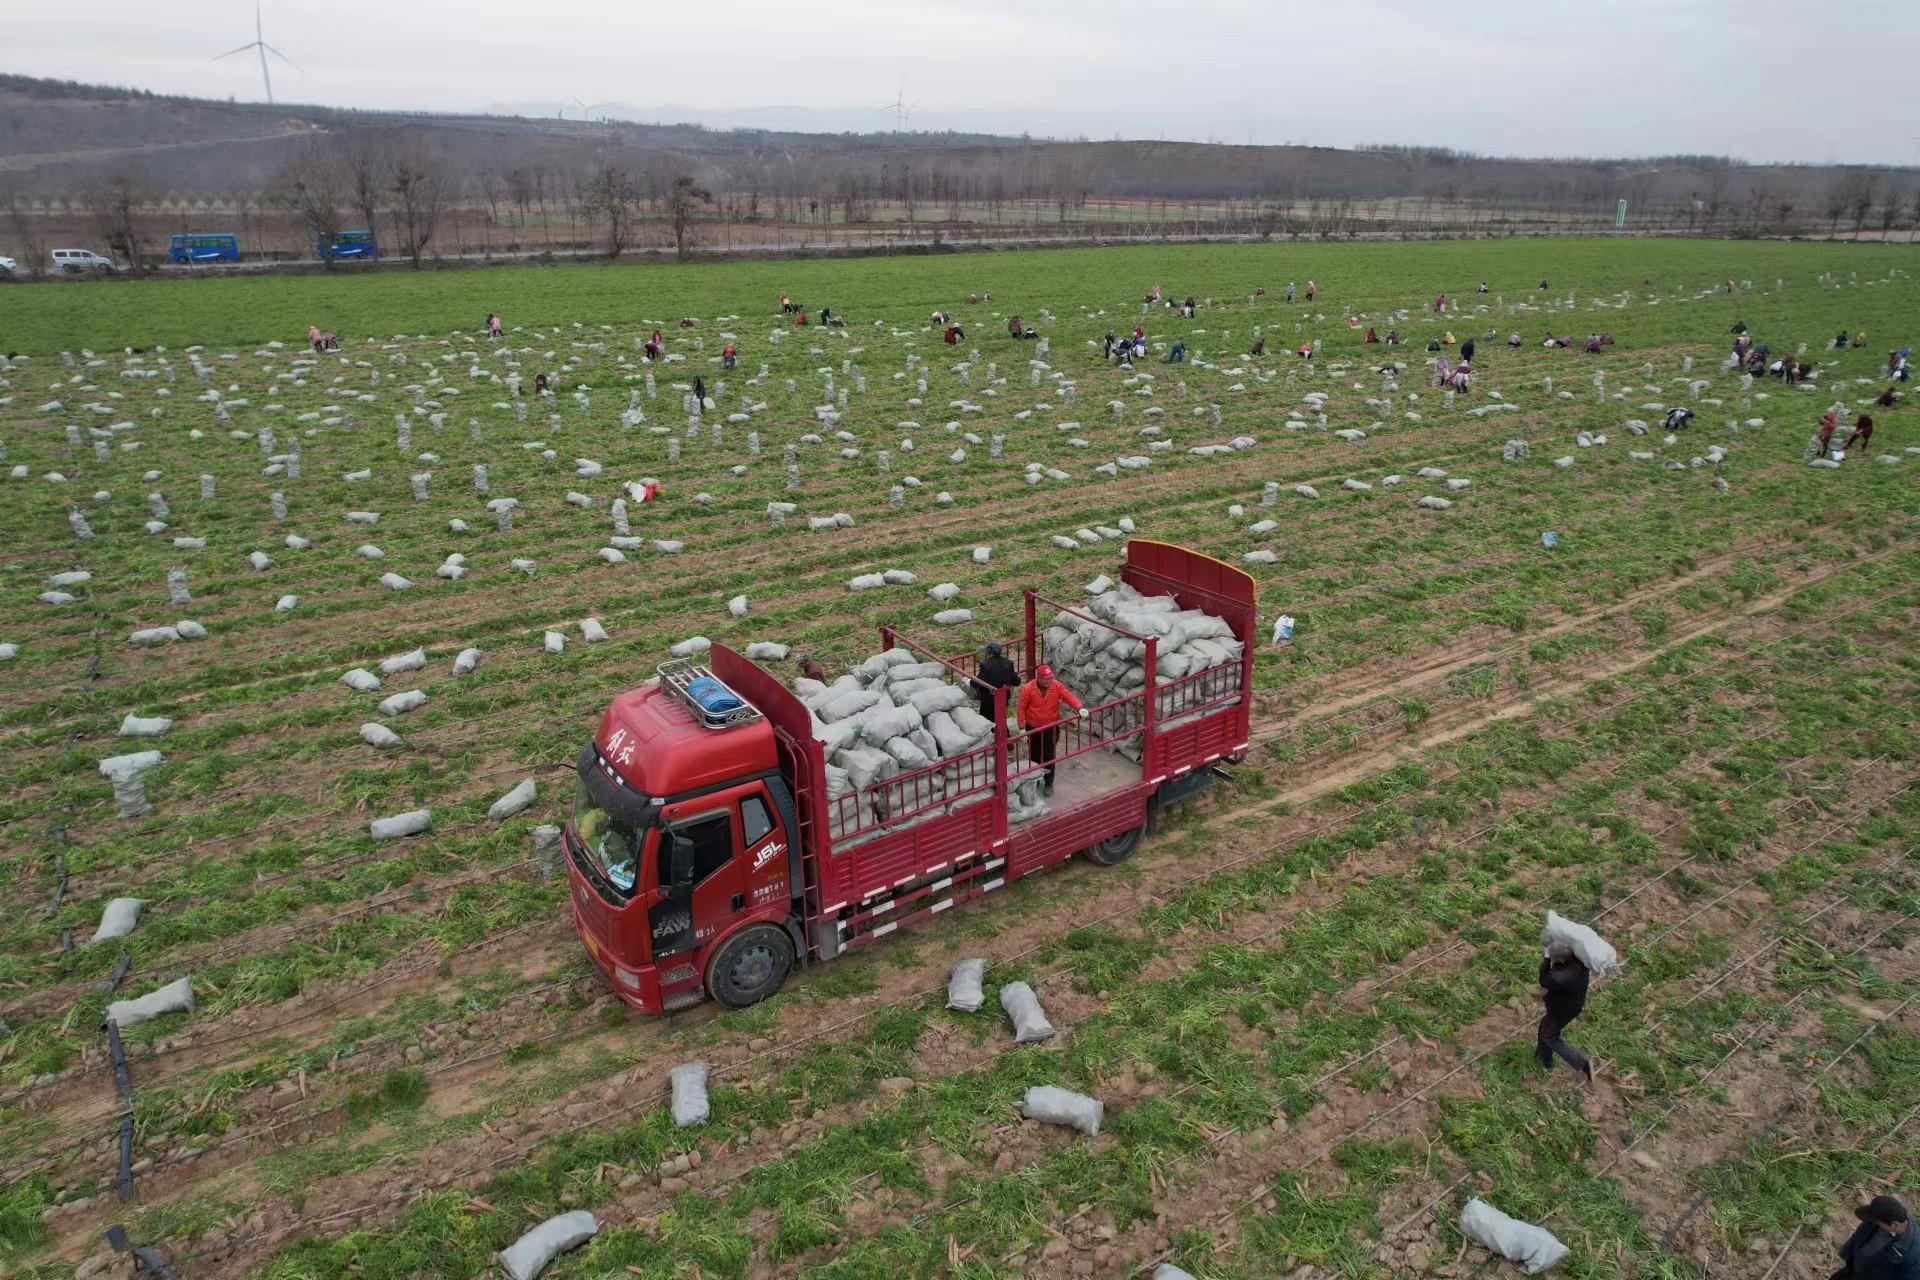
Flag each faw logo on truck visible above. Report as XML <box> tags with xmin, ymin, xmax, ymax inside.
<box><xmin>652</xmin><ymin>910</ymin><xmax>691</xmax><ymax>940</ymax></box>
<box><xmin>752</xmin><ymin>839</ymin><xmax>786</xmax><ymax>873</ymax></box>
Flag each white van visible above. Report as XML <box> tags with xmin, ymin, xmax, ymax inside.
<box><xmin>50</xmin><ymin>249</ymin><xmax>117</xmax><ymax>274</ymax></box>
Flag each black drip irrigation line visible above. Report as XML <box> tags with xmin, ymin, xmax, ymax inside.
<box><xmin>108</xmin><ymin>1018</ymin><xmax>138</xmax><ymax>1200</ymax></box>
<box><xmin>105</xmin><ymin>953</ymin><xmax>133</xmax><ymax>995</ymax></box>
<box><xmin>44</xmin><ymin>825</ymin><xmax>68</xmax><ymax>917</ymax></box>
<box><xmin>108</xmin><ymin>1226</ymin><xmax>181</xmax><ymax>1280</ymax></box>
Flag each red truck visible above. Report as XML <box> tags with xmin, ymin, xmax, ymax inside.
<box><xmin>565</xmin><ymin>540</ymin><xmax>1256</xmax><ymax>1013</ymax></box>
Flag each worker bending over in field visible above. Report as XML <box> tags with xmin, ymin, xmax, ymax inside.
<box><xmin>722</xmin><ymin>343</ymin><xmax>737</xmax><ymax>370</ymax></box>
<box><xmin>1831</xmin><ymin>1195</ymin><xmax>1920</xmax><ymax>1280</ymax></box>
<box><xmin>970</xmin><ymin>642</ymin><xmax>1019</xmax><ymax>722</ymax></box>
<box><xmin>1017</xmin><ymin>664</ymin><xmax>1087</xmax><ymax>796</ymax></box>
<box><xmin>1876</xmin><ymin>386</ymin><xmax>1899</xmax><ymax>408</ymax></box>
<box><xmin>1537</xmin><ymin>941</ymin><xmax>1596</xmax><ymax>1082</ymax></box>
<box><xmin>1843</xmin><ymin>414</ymin><xmax>1875</xmax><ymax>452</ymax></box>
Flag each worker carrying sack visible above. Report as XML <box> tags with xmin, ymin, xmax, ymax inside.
<box><xmin>1459</xmin><ymin>1198</ymin><xmax>1569</xmax><ymax>1274</ymax></box>
<box><xmin>999</xmin><ymin>981</ymin><xmax>1057</xmax><ymax>1043</ymax></box>
<box><xmin>1542</xmin><ymin>910</ymin><xmax>1621</xmax><ymax>976</ymax></box>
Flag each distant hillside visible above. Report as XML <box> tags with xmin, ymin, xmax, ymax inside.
<box><xmin>0</xmin><ymin>74</ymin><xmax>1914</xmax><ymax>269</ymax></box>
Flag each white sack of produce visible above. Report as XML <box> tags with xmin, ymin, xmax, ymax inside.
<box><xmin>928</xmin><ymin>582</ymin><xmax>961</xmax><ymax>602</ymax></box>
<box><xmin>378</xmin><ymin>689</ymin><xmax>427</xmax><ymax>716</ymax></box>
<box><xmin>1153</xmin><ymin>1267</ymin><xmax>1201</xmax><ymax>1280</ymax></box>
<box><xmin>848</xmin><ymin>572</ymin><xmax>887</xmax><ymax>591</ymax></box>
<box><xmin>379</xmin><ymin>647</ymin><xmax>427</xmax><ymax>675</ymax></box>
<box><xmin>119</xmin><ymin>715</ymin><xmax>173</xmax><ymax>737</ymax></box>
<box><xmin>370</xmin><ymin>808</ymin><xmax>432</xmax><ymax>840</ymax></box>
<box><xmin>453</xmin><ymin>647</ymin><xmax>483</xmax><ymax>675</ymax></box>
<box><xmin>933</xmin><ymin>608</ymin><xmax>973</xmax><ymax>626</ymax></box>
<box><xmin>859</xmin><ymin>702</ymin><xmax>923</xmax><ymax>746</ymax></box>
<box><xmin>129</xmin><ymin>627</ymin><xmax>180</xmax><ymax>647</ymax></box>
<box><xmin>837</xmin><ymin>745</ymin><xmax>897</xmax><ymax>791</ymax></box>
<box><xmin>820</xmin><ymin>688</ymin><xmax>883</xmax><ymax>723</ymax></box>
<box><xmin>359</xmin><ymin>723</ymin><xmax>402</xmax><ymax>748</ymax></box>
<box><xmin>543</xmin><ymin>631</ymin><xmax>566</xmax><ymax>654</ymax></box>
<box><xmin>669</xmin><ymin>1061</ymin><xmax>710</xmax><ymax>1127</ymax></box>
<box><xmin>1459</xmin><ymin>1198</ymin><xmax>1569</xmax><ymax>1275</ymax></box>
<box><xmin>1542</xmin><ymin>911</ymin><xmax>1621</xmax><ymax>976</ymax></box>
<box><xmin>906</xmin><ymin>684</ymin><xmax>967</xmax><ymax>715</ymax></box>
<box><xmin>948</xmin><ymin>957</ymin><xmax>987</xmax><ymax>1011</ymax></box>
<box><xmin>1019</xmin><ymin>1085</ymin><xmax>1103</xmax><ymax>1135</ymax></box>
<box><xmin>745</xmin><ymin>642</ymin><xmax>789</xmax><ymax>660</ymax></box>
<box><xmin>669</xmin><ymin>635</ymin><xmax>711</xmax><ymax>658</ymax></box>
<box><xmin>98</xmin><ymin>751</ymin><xmax>162</xmax><ymax>778</ymax></box>
<box><xmin>1000</xmin><ymin>981</ymin><xmax>1057</xmax><ymax>1044</ymax></box>
<box><xmin>498</xmin><ymin>1211</ymin><xmax>600</xmax><ymax>1280</ymax></box>
<box><xmin>580</xmin><ymin>617</ymin><xmax>609</xmax><ymax>643</ymax></box>
<box><xmin>489</xmin><ymin>778</ymin><xmax>537</xmax><ymax>821</ymax></box>
<box><xmin>175</xmin><ymin>620</ymin><xmax>207</xmax><ymax>639</ymax></box>
<box><xmin>727</xmin><ymin>595</ymin><xmax>749</xmax><ymax>618</ymax></box>
<box><xmin>104</xmin><ymin>976</ymin><xmax>193</xmax><ymax>1029</ymax></box>
<box><xmin>89</xmin><ymin>897</ymin><xmax>145</xmax><ymax>945</ymax></box>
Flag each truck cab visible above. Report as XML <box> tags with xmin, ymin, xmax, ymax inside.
<box><xmin>566</xmin><ymin>661</ymin><xmax>804</xmax><ymax>1012</ymax></box>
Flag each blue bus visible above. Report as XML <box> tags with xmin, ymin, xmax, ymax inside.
<box><xmin>315</xmin><ymin>229</ymin><xmax>379</xmax><ymax>261</ymax></box>
<box><xmin>168</xmin><ymin>232</ymin><xmax>240</xmax><ymax>263</ymax></box>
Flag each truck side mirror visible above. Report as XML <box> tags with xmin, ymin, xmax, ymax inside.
<box><xmin>666</xmin><ymin>831</ymin><xmax>696</xmax><ymax>900</ymax></box>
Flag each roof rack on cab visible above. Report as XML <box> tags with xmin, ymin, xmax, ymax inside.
<box><xmin>656</xmin><ymin>658</ymin><xmax>764</xmax><ymax>729</ymax></box>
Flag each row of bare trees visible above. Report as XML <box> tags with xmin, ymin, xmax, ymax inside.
<box><xmin>274</xmin><ymin>132</ymin><xmax>449</xmax><ymax>267</ymax></box>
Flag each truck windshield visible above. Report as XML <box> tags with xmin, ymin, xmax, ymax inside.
<box><xmin>572</xmin><ymin>747</ymin><xmax>655</xmax><ymax>899</ymax></box>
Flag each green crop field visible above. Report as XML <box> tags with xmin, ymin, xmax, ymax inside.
<box><xmin>0</xmin><ymin>238</ymin><xmax>1915</xmax><ymax>1280</ymax></box>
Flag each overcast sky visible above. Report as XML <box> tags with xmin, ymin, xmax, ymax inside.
<box><xmin>9</xmin><ymin>0</ymin><xmax>1915</xmax><ymax>166</ymax></box>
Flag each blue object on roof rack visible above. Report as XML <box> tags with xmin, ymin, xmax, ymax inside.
<box><xmin>685</xmin><ymin>675</ymin><xmax>747</xmax><ymax>719</ymax></box>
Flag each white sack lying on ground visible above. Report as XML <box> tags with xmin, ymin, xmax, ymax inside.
<box><xmin>119</xmin><ymin>715</ymin><xmax>173</xmax><ymax>737</ymax></box>
<box><xmin>497</xmin><ymin>1211</ymin><xmax>599</xmax><ymax>1280</ymax></box>
<box><xmin>89</xmin><ymin>897</ymin><xmax>144</xmax><ymax>945</ymax></box>
<box><xmin>104</xmin><ymin>976</ymin><xmax>193</xmax><ymax>1028</ymax></box>
<box><xmin>745</xmin><ymin>642</ymin><xmax>789</xmax><ymax>660</ymax></box>
<box><xmin>340</xmin><ymin>668</ymin><xmax>382</xmax><ymax>692</ymax></box>
<box><xmin>378</xmin><ymin>647</ymin><xmax>427</xmax><ymax>675</ymax></box>
<box><xmin>1152</xmin><ymin>1266</ymin><xmax>1200</xmax><ymax>1280</ymax></box>
<box><xmin>489</xmin><ymin>778</ymin><xmax>537</xmax><ymax>821</ymax></box>
<box><xmin>948</xmin><ymin>958</ymin><xmax>986</xmax><ymax>1011</ymax></box>
<box><xmin>670</xmin><ymin>1061</ymin><xmax>710</xmax><ymax>1127</ymax></box>
<box><xmin>98</xmin><ymin>751</ymin><xmax>162</xmax><ymax>778</ymax></box>
<box><xmin>1019</xmin><ymin>1085</ymin><xmax>1103</xmax><ymax>1135</ymax></box>
<box><xmin>1000</xmin><ymin>981</ymin><xmax>1057</xmax><ymax>1044</ymax></box>
<box><xmin>378</xmin><ymin>689</ymin><xmax>427</xmax><ymax>717</ymax></box>
<box><xmin>453</xmin><ymin>647</ymin><xmax>482</xmax><ymax>675</ymax></box>
<box><xmin>1543</xmin><ymin>910</ymin><xmax>1621</xmax><ymax>976</ymax></box>
<box><xmin>370</xmin><ymin>808</ymin><xmax>432</xmax><ymax>840</ymax></box>
<box><xmin>1459</xmin><ymin>1198</ymin><xmax>1569</xmax><ymax>1274</ymax></box>
<box><xmin>359</xmin><ymin>723</ymin><xmax>401</xmax><ymax>748</ymax></box>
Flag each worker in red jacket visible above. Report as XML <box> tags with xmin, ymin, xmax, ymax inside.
<box><xmin>1016</xmin><ymin>664</ymin><xmax>1087</xmax><ymax>796</ymax></box>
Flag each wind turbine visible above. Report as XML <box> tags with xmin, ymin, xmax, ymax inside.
<box><xmin>214</xmin><ymin>1</ymin><xmax>298</xmax><ymax>105</ymax></box>
<box><xmin>573</xmin><ymin>98</ymin><xmax>617</xmax><ymax>122</ymax></box>
<box><xmin>879</xmin><ymin>78</ymin><xmax>918</xmax><ymax>133</ymax></box>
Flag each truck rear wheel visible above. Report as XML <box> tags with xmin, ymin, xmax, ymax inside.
<box><xmin>1085</xmin><ymin>824</ymin><xmax>1144</xmax><ymax>867</ymax></box>
<box><xmin>706</xmin><ymin>925</ymin><xmax>794</xmax><ymax>1009</ymax></box>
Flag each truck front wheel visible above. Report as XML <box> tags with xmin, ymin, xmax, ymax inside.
<box><xmin>1085</xmin><ymin>824</ymin><xmax>1144</xmax><ymax>867</ymax></box>
<box><xmin>706</xmin><ymin>925</ymin><xmax>795</xmax><ymax>1008</ymax></box>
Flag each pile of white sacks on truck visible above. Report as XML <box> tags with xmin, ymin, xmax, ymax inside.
<box><xmin>1043</xmin><ymin>581</ymin><xmax>1244</xmax><ymax>758</ymax></box>
<box><xmin>796</xmin><ymin>650</ymin><xmax>1007</xmax><ymax>837</ymax></box>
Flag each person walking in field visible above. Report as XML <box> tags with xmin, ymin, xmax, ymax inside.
<box><xmin>1286</xmin><ymin>281</ymin><xmax>1295</xmax><ymax>302</ymax></box>
<box><xmin>971</xmin><ymin>642</ymin><xmax>1019</xmax><ymax>721</ymax></box>
<box><xmin>1818</xmin><ymin>407</ymin><xmax>1841</xmax><ymax>456</ymax></box>
<box><xmin>1831</xmin><ymin>1195</ymin><xmax>1920</xmax><ymax>1280</ymax></box>
<box><xmin>1305</xmin><ymin>280</ymin><xmax>1317</xmax><ymax>302</ymax></box>
<box><xmin>1537</xmin><ymin>941</ymin><xmax>1595</xmax><ymax>1082</ymax></box>
<box><xmin>486</xmin><ymin>313</ymin><xmax>503</xmax><ymax>340</ymax></box>
<box><xmin>1843</xmin><ymin>414</ymin><xmax>1875</xmax><ymax>452</ymax></box>
<box><xmin>1460</xmin><ymin>336</ymin><xmax>1476</xmax><ymax>363</ymax></box>
<box><xmin>1017</xmin><ymin>664</ymin><xmax>1087</xmax><ymax>796</ymax></box>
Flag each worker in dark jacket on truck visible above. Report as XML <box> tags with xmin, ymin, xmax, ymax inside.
<box><xmin>971</xmin><ymin>643</ymin><xmax>1019</xmax><ymax>722</ymax></box>
<box><xmin>1834</xmin><ymin>1196</ymin><xmax>1920</xmax><ymax>1280</ymax></box>
<box><xmin>1536</xmin><ymin>943</ymin><xmax>1595</xmax><ymax>1082</ymax></box>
